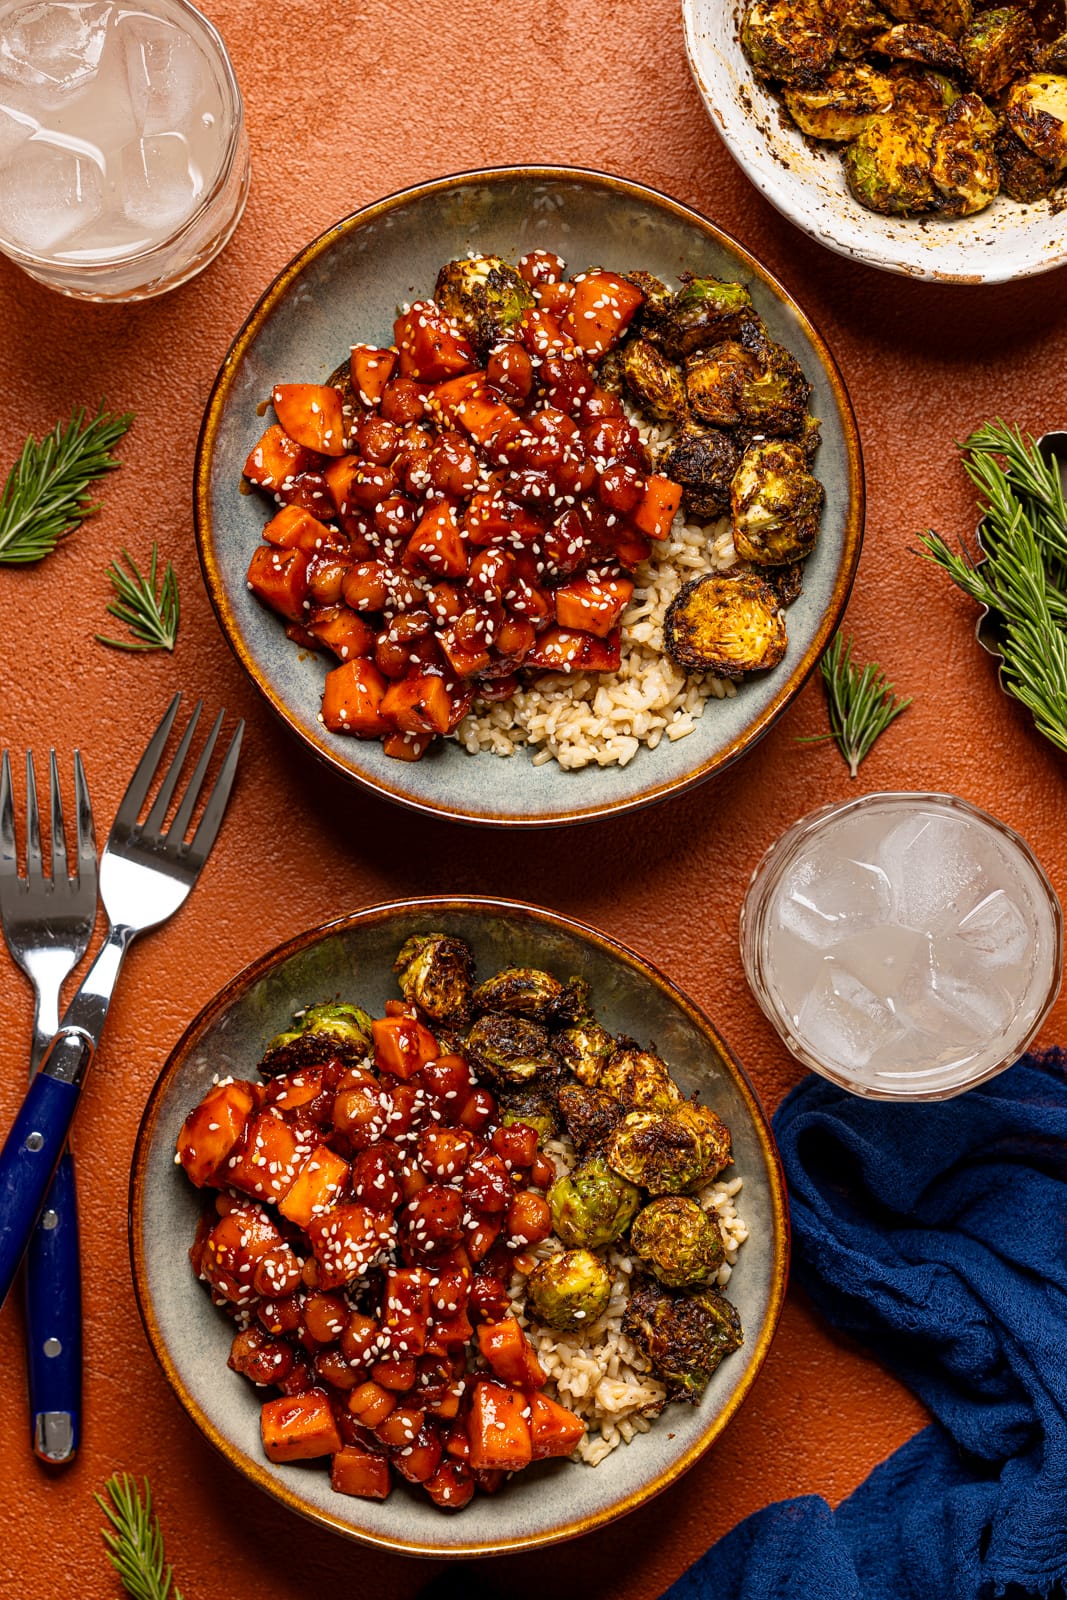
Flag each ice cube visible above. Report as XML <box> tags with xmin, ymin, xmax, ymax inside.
<box><xmin>875</xmin><ymin>811</ymin><xmax>984</xmax><ymax>931</ymax></box>
<box><xmin>795</xmin><ymin>964</ymin><xmax>906</xmax><ymax>1074</ymax></box>
<box><xmin>0</xmin><ymin>138</ymin><xmax>102</xmax><ymax>251</ymax></box>
<box><xmin>117</xmin><ymin>12</ymin><xmax>201</xmax><ymax>136</ymax></box>
<box><xmin>778</xmin><ymin>852</ymin><xmax>893</xmax><ymax>951</ymax></box>
<box><xmin>0</xmin><ymin>3</ymin><xmax>111</xmax><ymax>108</ymax></box>
<box><xmin>898</xmin><ymin>935</ymin><xmax>1016</xmax><ymax>1043</ymax></box>
<box><xmin>0</xmin><ymin>103</ymin><xmax>34</xmax><ymax>163</ymax></box>
<box><xmin>956</xmin><ymin>888</ymin><xmax>1032</xmax><ymax>969</ymax></box>
<box><xmin>119</xmin><ymin>132</ymin><xmax>198</xmax><ymax>233</ymax></box>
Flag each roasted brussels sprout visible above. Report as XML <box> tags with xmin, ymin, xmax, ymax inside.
<box><xmin>465</xmin><ymin>1012</ymin><xmax>557</xmax><ymax>1088</ymax></box>
<box><xmin>887</xmin><ymin>64</ymin><xmax>959</xmax><ymax>113</ymax></box>
<box><xmin>880</xmin><ymin>0</ymin><xmax>972</xmax><ymax>42</ymax></box>
<box><xmin>837</xmin><ymin>0</ymin><xmax>893</xmax><ymax>59</ymax></box>
<box><xmin>499</xmin><ymin>1084</ymin><xmax>561</xmax><ymax>1143</ymax></box>
<box><xmin>526</xmin><ymin>1248</ymin><xmax>614</xmax><ymax>1332</ymax></box>
<box><xmin>663</xmin><ymin>572</ymin><xmax>788</xmax><ymax>680</ymax></box>
<box><xmin>598</xmin><ymin>1041</ymin><xmax>682</xmax><ymax>1114</ymax></box>
<box><xmin>739</xmin><ymin>0</ymin><xmax>837</xmax><ymax>82</ymax></box>
<box><xmin>622</xmin><ymin>1282</ymin><xmax>743</xmax><ymax>1400</ymax></box>
<box><xmin>994</xmin><ymin>125</ymin><xmax>1060</xmax><ymax>201</ymax></box>
<box><xmin>606</xmin><ymin>1101</ymin><xmax>732</xmax><ymax>1195</ymax></box>
<box><xmin>558</xmin><ymin>1083</ymin><xmax>624</xmax><ymax>1155</ymax></box>
<box><xmin>736</xmin><ymin>340</ymin><xmax>811</xmax><ymax>436</ymax></box>
<box><xmin>471</xmin><ymin>966</ymin><xmax>564</xmax><ymax>1022</ymax></box>
<box><xmin>731</xmin><ymin>439</ymin><xmax>824</xmax><ymax>566</ymax></box>
<box><xmin>393</xmin><ymin>933</ymin><xmax>474</xmax><ymax>1021</ymax></box>
<box><xmin>659</xmin><ymin>425</ymin><xmax>741</xmax><ymax>522</ymax></box>
<box><xmin>433</xmin><ymin>255</ymin><xmax>535</xmax><ymax>357</ymax></box>
<box><xmin>548</xmin><ymin>1152</ymin><xmax>641</xmax><ymax>1248</ymax></box>
<box><xmin>931</xmin><ymin>93</ymin><xmax>1000</xmax><ymax>214</ymax></box>
<box><xmin>660</xmin><ymin>276</ymin><xmax>755</xmax><ymax>359</ymax></box>
<box><xmin>873</xmin><ymin>22</ymin><xmax>962</xmax><ymax>71</ymax></box>
<box><xmin>554</xmin><ymin>1017</ymin><xmax>616</xmax><ymax>1085</ymax></box>
<box><xmin>630</xmin><ymin>1197</ymin><xmax>725</xmax><ymax>1288</ymax></box>
<box><xmin>620</xmin><ymin>337</ymin><xmax>687</xmax><ymax>421</ymax></box>
<box><xmin>782</xmin><ymin>63</ymin><xmax>896</xmax><ymax>141</ymax></box>
<box><xmin>624</xmin><ymin>270</ymin><xmax>673</xmax><ymax>329</ymax></box>
<box><xmin>260</xmin><ymin>1001</ymin><xmax>374</xmax><ymax>1076</ymax></box>
<box><xmin>684</xmin><ymin>342</ymin><xmax>759</xmax><ymax>427</ymax></box>
<box><xmin>959</xmin><ymin>7</ymin><xmax>1035</xmax><ymax>97</ymax></box>
<box><xmin>843</xmin><ymin>107</ymin><xmax>940</xmax><ymax>214</ymax></box>
<box><xmin>768</xmin><ymin>560</ymin><xmax>805</xmax><ymax>609</ymax></box>
<box><xmin>553</xmin><ymin>975</ymin><xmax>594</xmax><ymax>1026</ymax></box>
<box><xmin>1037</xmin><ymin>33</ymin><xmax>1067</xmax><ymax>75</ymax></box>
<box><xmin>1006</xmin><ymin>74</ymin><xmax>1067</xmax><ymax>174</ymax></box>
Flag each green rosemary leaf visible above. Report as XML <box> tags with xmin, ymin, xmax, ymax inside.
<box><xmin>802</xmin><ymin>633</ymin><xmax>911</xmax><ymax>778</ymax></box>
<box><xmin>95</xmin><ymin>1474</ymin><xmax>183</xmax><ymax>1600</ymax></box>
<box><xmin>95</xmin><ymin>544</ymin><xmax>180</xmax><ymax>652</ymax></box>
<box><xmin>0</xmin><ymin>402</ymin><xmax>133</xmax><ymax>565</ymax></box>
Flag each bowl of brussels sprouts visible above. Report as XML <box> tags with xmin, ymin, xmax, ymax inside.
<box><xmin>683</xmin><ymin>0</ymin><xmax>1067</xmax><ymax>282</ymax></box>
<box><xmin>130</xmin><ymin>896</ymin><xmax>789</xmax><ymax>1556</ymax></box>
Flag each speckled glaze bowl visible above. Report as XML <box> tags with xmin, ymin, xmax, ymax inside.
<box><xmin>195</xmin><ymin>166</ymin><xmax>863</xmax><ymax>826</ymax></box>
<box><xmin>683</xmin><ymin>2</ymin><xmax>1067</xmax><ymax>283</ymax></box>
<box><xmin>130</xmin><ymin>897</ymin><xmax>789</xmax><ymax>1558</ymax></box>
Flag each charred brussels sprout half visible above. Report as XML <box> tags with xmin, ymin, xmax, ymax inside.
<box><xmin>889</xmin><ymin>65</ymin><xmax>959</xmax><ymax>113</ymax></box>
<box><xmin>433</xmin><ymin>255</ymin><xmax>534</xmax><ymax>357</ymax></box>
<box><xmin>623</xmin><ymin>270</ymin><xmax>673</xmax><ymax>329</ymax></box>
<box><xmin>1006</xmin><ymin>75</ymin><xmax>1067</xmax><ymax>173</ymax></box>
<box><xmin>620</xmin><ymin>338</ymin><xmax>686</xmax><ymax>421</ymax></box>
<box><xmin>393</xmin><ymin>933</ymin><xmax>474</xmax><ymax>1021</ymax></box>
<box><xmin>548</xmin><ymin>1152</ymin><xmax>641</xmax><ymax>1249</ymax></box>
<box><xmin>660</xmin><ymin>276</ymin><xmax>755</xmax><ymax>359</ymax></box>
<box><xmin>1038</xmin><ymin>33</ymin><xmax>1067</xmax><ymax>74</ymax></box>
<box><xmin>622</xmin><ymin>1282</ymin><xmax>743</xmax><ymax>1400</ymax></box>
<box><xmin>260</xmin><ymin>1001</ymin><xmax>374</xmax><ymax>1076</ymax></box>
<box><xmin>664</xmin><ymin>572</ymin><xmax>788</xmax><ymax>680</ymax></box>
<box><xmin>731</xmin><ymin>439</ymin><xmax>824</xmax><ymax>566</ymax></box>
<box><xmin>471</xmin><ymin>966</ymin><xmax>564</xmax><ymax>1022</ymax></box>
<box><xmin>558</xmin><ymin>1083</ymin><xmax>624</xmax><ymax>1155</ymax></box>
<box><xmin>739</xmin><ymin>0</ymin><xmax>837</xmax><ymax>82</ymax></box>
<box><xmin>554</xmin><ymin>1017</ymin><xmax>615</xmax><ymax>1085</ymax></box>
<box><xmin>598</xmin><ymin>1042</ymin><xmax>682</xmax><ymax>1113</ymax></box>
<box><xmin>873</xmin><ymin>22</ymin><xmax>962</xmax><ymax>72</ymax></box>
<box><xmin>994</xmin><ymin>125</ymin><xmax>1060</xmax><ymax>201</ymax></box>
<box><xmin>843</xmin><ymin>107</ymin><xmax>941</xmax><ymax>214</ymax></box>
<box><xmin>837</xmin><ymin>0</ymin><xmax>893</xmax><ymax>59</ymax></box>
<box><xmin>880</xmin><ymin>0</ymin><xmax>972</xmax><ymax>42</ymax></box>
<box><xmin>783</xmin><ymin>63</ymin><xmax>896</xmax><ymax>141</ymax></box>
<box><xmin>606</xmin><ymin>1101</ymin><xmax>732</xmax><ymax>1195</ymax></box>
<box><xmin>526</xmin><ymin>1248</ymin><xmax>614</xmax><ymax>1333</ymax></box>
<box><xmin>737</xmin><ymin>341</ymin><xmax>811</xmax><ymax>436</ymax></box>
<box><xmin>931</xmin><ymin>94</ymin><xmax>1000</xmax><ymax>214</ymax></box>
<box><xmin>498</xmin><ymin>1084</ymin><xmax>560</xmax><ymax>1143</ymax></box>
<box><xmin>465</xmin><ymin>1012</ymin><xmax>557</xmax><ymax>1088</ymax></box>
<box><xmin>659</xmin><ymin>425</ymin><xmax>741</xmax><ymax>522</ymax></box>
<box><xmin>630</xmin><ymin>1197</ymin><xmax>726</xmax><ymax>1288</ymax></box>
<box><xmin>959</xmin><ymin>7</ymin><xmax>1036</xmax><ymax>97</ymax></box>
<box><xmin>684</xmin><ymin>343</ymin><xmax>760</xmax><ymax>427</ymax></box>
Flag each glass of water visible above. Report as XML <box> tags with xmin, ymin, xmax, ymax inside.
<box><xmin>0</xmin><ymin>0</ymin><xmax>249</xmax><ymax>300</ymax></box>
<box><xmin>740</xmin><ymin>792</ymin><xmax>1063</xmax><ymax>1100</ymax></box>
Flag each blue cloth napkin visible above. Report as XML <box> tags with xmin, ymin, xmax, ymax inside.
<box><xmin>667</xmin><ymin>1048</ymin><xmax>1067</xmax><ymax>1600</ymax></box>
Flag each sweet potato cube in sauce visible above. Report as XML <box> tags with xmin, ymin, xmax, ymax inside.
<box><xmin>320</xmin><ymin>659</ymin><xmax>389</xmax><ymax>737</ymax></box>
<box><xmin>562</xmin><ymin>270</ymin><xmax>644</xmax><ymax>356</ymax></box>
<box><xmin>631</xmin><ymin>473</ymin><xmax>683</xmax><ymax>541</ymax></box>
<box><xmin>261</xmin><ymin>504</ymin><xmax>335</xmax><ymax>552</ymax></box>
<box><xmin>306</xmin><ymin>1203</ymin><xmax>396</xmax><ymax>1289</ymax></box>
<box><xmin>394</xmin><ymin>300</ymin><xmax>476</xmax><ymax>383</ymax></box>
<box><xmin>246</xmin><ymin>545</ymin><xmax>311</xmax><ymax>624</ymax></box>
<box><xmin>225</xmin><ymin>1108</ymin><xmax>311</xmax><ymax>1202</ymax></box>
<box><xmin>271</xmin><ymin>384</ymin><xmax>346</xmax><ymax>456</ymax></box>
<box><xmin>528</xmin><ymin>1390</ymin><xmax>587</xmax><ymax>1459</ymax></box>
<box><xmin>468</xmin><ymin>1382</ymin><xmax>532</xmax><ymax>1472</ymax></box>
<box><xmin>373</xmin><ymin>1014</ymin><xmax>439</xmax><ymax>1079</ymax></box>
<box><xmin>243</xmin><ymin>423</ymin><xmax>317</xmax><ymax>491</ymax></box>
<box><xmin>380</xmin><ymin>675</ymin><xmax>453</xmax><ymax>737</ymax></box>
<box><xmin>331</xmin><ymin>1444</ymin><xmax>392</xmax><ymax>1500</ymax></box>
<box><xmin>554</xmin><ymin>576</ymin><xmax>634</xmax><ymax>638</ymax></box>
<box><xmin>278</xmin><ymin>1144</ymin><xmax>351</xmax><ymax>1229</ymax></box>
<box><xmin>476</xmin><ymin>1318</ymin><xmax>547</xmax><ymax>1389</ymax></box>
<box><xmin>404</xmin><ymin>501</ymin><xmax>469</xmax><ymax>579</ymax></box>
<box><xmin>350</xmin><ymin>344</ymin><xmax>397</xmax><ymax>408</ymax></box>
<box><xmin>176</xmin><ymin>1079</ymin><xmax>258</xmax><ymax>1187</ymax></box>
<box><xmin>261</xmin><ymin>1390</ymin><xmax>342</xmax><ymax>1463</ymax></box>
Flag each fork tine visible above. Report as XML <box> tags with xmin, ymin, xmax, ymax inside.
<box><xmin>0</xmin><ymin>753</ymin><xmax>14</xmax><ymax>872</ymax></box>
<box><xmin>49</xmin><ymin>751</ymin><xmax>68</xmax><ymax>883</ymax></box>
<box><xmin>166</xmin><ymin>708</ymin><xmax>224</xmax><ymax>845</ymax></box>
<box><xmin>73</xmin><ymin>752</ymin><xmax>96</xmax><ymax>879</ymax></box>
<box><xmin>24</xmin><ymin>753</ymin><xmax>43</xmax><ymax>883</ymax></box>
<box><xmin>187</xmin><ymin>720</ymin><xmax>244</xmax><ymax>867</ymax></box>
<box><xmin>142</xmin><ymin>702</ymin><xmax>201</xmax><ymax>839</ymax></box>
<box><xmin>110</xmin><ymin>692</ymin><xmax>182</xmax><ymax>836</ymax></box>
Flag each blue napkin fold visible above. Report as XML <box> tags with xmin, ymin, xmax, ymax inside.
<box><xmin>667</xmin><ymin>1048</ymin><xmax>1067</xmax><ymax>1600</ymax></box>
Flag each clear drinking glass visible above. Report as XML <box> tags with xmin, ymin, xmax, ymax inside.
<box><xmin>0</xmin><ymin>0</ymin><xmax>249</xmax><ymax>300</ymax></box>
<box><xmin>739</xmin><ymin>792</ymin><xmax>1063</xmax><ymax>1101</ymax></box>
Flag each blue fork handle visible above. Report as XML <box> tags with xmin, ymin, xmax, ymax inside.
<box><xmin>0</xmin><ymin>1070</ymin><xmax>81</xmax><ymax>1313</ymax></box>
<box><xmin>25</xmin><ymin>1148</ymin><xmax>80</xmax><ymax>1463</ymax></box>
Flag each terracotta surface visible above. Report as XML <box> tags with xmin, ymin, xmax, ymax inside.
<box><xmin>0</xmin><ymin>1</ymin><xmax>1064</xmax><ymax>1594</ymax></box>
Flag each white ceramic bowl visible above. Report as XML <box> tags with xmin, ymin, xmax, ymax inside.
<box><xmin>682</xmin><ymin>0</ymin><xmax>1067</xmax><ymax>283</ymax></box>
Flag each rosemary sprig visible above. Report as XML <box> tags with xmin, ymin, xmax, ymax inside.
<box><xmin>918</xmin><ymin>421</ymin><xmax>1067</xmax><ymax>755</ymax></box>
<box><xmin>96</xmin><ymin>1474</ymin><xmax>184</xmax><ymax>1600</ymax></box>
<box><xmin>96</xmin><ymin>544</ymin><xmax>180</xmax><ymax>652</ymax></box>
<box><xmin>0</xmin><ymin>402</ymin><xmax>133</xmax><ymax>564</ymax></box>
<box><xmin>803</xmin><ymin>633</ymin><xmax>911</xmax><ymax>778</ymax></box>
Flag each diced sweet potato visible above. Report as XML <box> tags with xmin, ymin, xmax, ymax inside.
<box><xmin>262</xmin><ymin>504</ymin><xmax>336</xmax><ymax>552</ymax></box>
<box><xmin>423</xmin><ymin>1458</ymin><xmax>475</xmax><ymax>1509</ymax></box>
<box><xmin>394</xmin><ymin>300</ymin><xmax>476</xmax><ymax>382</ymax></box>
<box><xmin>305</xmin><ymin>1203</ymin><xmax>395</xmax><ymax>1289</ymax></box>
<box><xmin>350</xmin><ymin>344</ymin><xmax>398</xmax><ymax>408</ymax></box>
<box><xmin>331</xmin><ymin>1444</ymin><xmax>392</xmax><ymax>1499</ymax></box>
<box><xmin>176</xmin><ymin>1079</ymin><xmax>258</xmax><ymax>1188</ymax></box>
<box><xmin>243</xmin><ymin>423</ymin><xmax>317</xmax><ymax>491</ymax></box>
<box><xmin>382</xmin><ymin>730</ymin><xmax>434</xmax><ymax>762</ymax></box>
<box><xmin>271</xmin><ymin>384</ymin><xmax>346</xmax><ymax>456</ymax></box>
<box><xmin>468</xmin><ymin>1382</ymin><xmax>532</xmax><ymax>1472</ymax></box>
<box><xmin>383</xmin><ymin>1267</ymin><xmax>432</xmax><ymax>1357</ymax></box>
<box><xmin>404</xmin><ymin>501</ymin><xmax>468</xmax><ymax>579</ymax></box>
<box><xmin>523</xmin><ymin>625</ymin><xmax>621</xmax><ymax>674</ymax></box>
<box><xmin>320</xmin><ymin>658</ymin><xmax>389</xmax><ymax>737</ymax></box>
<box><xmin>631</xmin><ymin>473</ymin><xmax>683</xmax><ymax>541</ymax></box>
<box><xmin>528</xmin><ymin>1390</ymin><xmax>587</xmax><ymax>1459</ymax></box>
<box><xmin>562</xmin><ymin>270</ymin><xmax>644</xmax><ymax>356</ymax></box>
<box><xmin>554</xmin><ymin>576</ymin><xmax>634</xmax><ymax>638</ymax></box>
<box><xmin>278</xmin><ymin>1145</ymin><xmax>351</xmax><ymax>1228</ymax></box>
<box><xmin>224</xmin><ymin>1108</ymin><xmax>311</xmax><ymax>1202</ymax></box>
<box><xmin>372</xmin><ymin>1015</ymin><xmax>439</xmax><ymax>1079</ymax></box>
<box><xmin>380</xmin><ymin>674</ymin><xmax>453</xmax><ymax>737</ymax></box>
<box><xmin>305</xmin><ymin>606</ymin><xmax>375</xmax><ymax>663</ymax></box>
<box><xmin>428</xmin><ymin>371</ymin><xmax>488</xmax><ymax>426</ymax></box>
<box><xmin>476</xmin><ymin>1318</ymin><xmax>547</xmax><ymax>1389</ymax></box>
<box><xmin>246</xmin><ymin>545</ymin><xmax>311</xmax><ymax>624</ymax></box>
<box><xmin>261</xmin><ymin>1390</ymin><xmax>342</xmax><ymax>1462</ymax></box>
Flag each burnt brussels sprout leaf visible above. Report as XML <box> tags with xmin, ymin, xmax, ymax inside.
<box><xmin>471</xmin><ymin>966</ymin><xmax>564</xmax><ymax>1022</ymax></box>
<box><xmin>782</xmin><ymin>63</ymin><xmax>896</xmax><ymax>141</ymax></box>
<box><xmin>548</xmin><ymin>1152</ymin><xmax>641</xmax><ymax>1248</ymax></box>
<box><xmin>465</xmin><ymin>1012</ymin><xmax>558</xmax><ymax>1088</ymax></box>
<box><xmin>931</xmin><ymin>94</ymin><xmax>1000</xmax><ymax>214</ymax></box>
<box><xmin>880</xmin><ymin>0</ymin><xmax>972</xmax><ymax>43</ymax></box>
<box><xmin>684</xmin><ymin>343</ymin><xmax>760</xmax><ymax>427</ymax></box>
<box><xmin>606</xmin><ymin>1101</ymin><xmax>732</xmax><ymax>1195</ymax></box>
<box><xmin>620</xmin><ymin>338</ymin><xmax>687</xmax><ymax>421</ymax></box>
<box><xmin>630</xmin><ymin>1196</ymin><xmax>726</xmax><ymax>1289</ymax></box>
<box><xmin>260</xmin><ymin>1001</ymin><xmax>374</xmax><ymax>1076</ymax></box>
<box><xmin>1005</xmin><ymin>74</ymin><xmax>1067</xmax><ymax>174</ymax></box>
<box><xmin>731</xmin><ymin>438</ymin><xmax>824</xmax><ymax>566</ymax></box>
<box><xmin>623</xmin><ymin>270</ymin><xmax>674</xmax><ymax>329</ymax></box>
<box><xmin>837</xmin><ymin>0</ymin><xmax>893</xmax><ymax>59</ymax></box>
<box><xmin>664</xmin><ymin>572</ymin><xmax>788</xmax><ymax>680</ymax></box>
<box><xmin>960</xmin><ymin>7</ymin><xmax>1036</xmax><ymax>97</ymax></box>
<box><xmin>1038</xmin><ymin>33</ymin><xmax>1067</xmax><ymax>73</ymax></box>
<box><xmin>659</xmin><ymin>425</ymin><xmax>741</xmax><ymax>522</ymax></box>
<box><xmin>433</xmin><ymin>255</ymin><xmax>534</xmax><ymax>358</ymax></box>
<box><xmin>498</xmin><ymin>1083</ymin><xmax>561</xmax><ymax>1143</ymax></box>
<box><xmin>557</xmin><ymin>1082</ymin><xmax>625</xmax><ymax>1155</ymax></box>
<box><xmin>622</xmin><ymin>1282</ymin><xmax>743</xmax><ymax>1401</ymax></box>
<box><xmin>739</xmin><ymin>0</ymin><xmax>838</xmax><ymax>82</ymax></box>
<box><xmin>393</xmin><ymin>933</ymin><xmax>474</xmax><ymax>1021</ymax></box>
<box><xmin>659</xmin><ymin>276</ymin><xmax>755</xmax><ymax>359</ymax></box>
<box><xmin>888</xmin><ymin>65</ymin><xmax>959</xmax><ymax>114</ymax></box>
<box><xmin>872</xmin><ymin>21</ymin><xmax>963</xmax><ymax>72</ymax></box>
<box><xmin>554</xmin><ymin>1017</ymin><xmax>616</xmax><ymax>1085</ymax></box>
<box><xmin>994</xmin><ymin>125</ymin><xmax>1060</xmax><ymax>201</ymax></box>
<box><xmin>526</xmin><ymin>1248</ymin><xmax>614</xmax><ymax>1333</ymax></box>
<box><xmin>598</xmin><ymin>1041</ymin><xmax>682</xmax><ymax>1114</ymax></box>
<box><xmin>843</xmin><ymin>107</ymin><xmax>941</xmax><ymax>214</ymax></box>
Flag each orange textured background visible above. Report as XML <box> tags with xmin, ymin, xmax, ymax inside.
<box><xmin>1</xmin><ymin>0</ymin><xmax>1065</xmax><ymax>1594</ymax></box>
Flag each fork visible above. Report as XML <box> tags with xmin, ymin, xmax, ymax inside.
<box><xmin>0</xmin><ymin>692</ymin><xmax>243</xmax><ymax>1312</ymax></box>
<box><xmin>0</xmin><ymin>751</ymin><xmax>97</xmax><ymax>1465</ymax></box>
